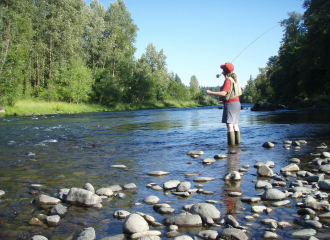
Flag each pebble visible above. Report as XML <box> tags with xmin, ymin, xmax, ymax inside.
<box><xmin>147</xmin><ymin>171</ymin><xmax>170</xmax><ymax>176</ymax></box>
<box><xmin>110</xmin><ymin>165</ymin><xmax>128</xmax><ymax>170</ymax></box>
<box><xmin>0</xmin><ymin>190</ymin><xmax>5</xmax><ymax>197</ymax></box>
<box><xmin>193</xmin><ymin>177</ymin><xmax>216</xmax><ymax>183</ymax></box>
<box><xmin>122</xmin><ymin>183</ymin><xmax>136</xmax><ymax>190</ymax></box>
<box><xmin>187</xmin><ymin>150</ymin><xmax>204</xmax><ymax>156</ymax></box>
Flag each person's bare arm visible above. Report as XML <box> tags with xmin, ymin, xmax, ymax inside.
<box><xmin>206</xmin><ymin>90</ymin><xmax>227</xmax><ymax>97</ymax></box>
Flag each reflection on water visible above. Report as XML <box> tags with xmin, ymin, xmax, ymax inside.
<box><xmin>1</xmin><ymin>105</ymin><xmax>330</xmax><ymax>239</ymax></box>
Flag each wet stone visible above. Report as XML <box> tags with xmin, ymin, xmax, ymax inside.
<box><xmin>291</xmin><ymin>229</ymin><xmax>317</xmax><ymax>238</ymax></box>
<box><xmin>257</xmin><ymin>165</ymin><xmax>274</xmax><ymax>177</ymax></box>
<box><xmin>187</xmin><ymin>151</ymin><xmax>204</xmax><ymax>156</ymax></box>
<box><xmin>122</xmin><ymin>214</ymin><xmax>149</xmax><ymax>234</ymax></box>
<box><xmin>130</xmin><ymin>231</ymin><xmax>161</xmax><ymax>240</ymax></box>
<box><xmin>50</xmin><ymin>203</ymin><xmax>67</xmax><ymax>217</ymax></box>
<box><xmin>77</xmin><ymin>227</ymin><xmax>95</xmax><ymax>240</ymax></box>
<box><xmin>189</xmin><ymin>203</ymin><xmax>221</xmax><ymax>219</ymax></box>
<box><xmin>158</xmin><ymin>207</ymin><xmax>176</xmax><ymax>214</ymax></box>
<box><xmin>163</xmin><ymin>214</ymin><xmax>202</xmax><ymax>227</ymax></box>
<box><xmin>46</xmin><ymin>215</ymin><xmax>60</xmax><ymax>227</ymax></box>
<box><xmin>262</xmin><ymin>142</ymin><xmax>275</xmax><ymax>148</ymax></box>
<box><xmin>177</xmin><ymin>181</ymin><xmax>191</xmax><ymax>192</ymax></box>
<box><xmin>193</xmin><ymin>177</ymin><xmax>216</xmax><ymax>183</ymax></box>
<box><xmin>31</xmin><ymin>184</ymin><xmax>43</xmax><ymax>190</ymax></box>
<box><xmin>107</xmin><ymin>184</ymin><xmax>122</xmax><ymax>192</ymax></box>
<box><xmin>197</xmin><ymin>230</ymin><xmax>218</xmax><ymax>240</ymax></box>
<box><xmin>203</xmin><ymin>158</ymin><xmax>216</xmax><ymax>164</ymax></box>
<box><xmin>31</xmin><ymin>236</ymin><xmax>48</xmax><ymax>240</ymax></box>
<box><xmin>143</xmin><ymin>195</ymin><xmax>160</xmax><ymax>205</ymax></box>
<box><xmin>147</xmin><ymin>171</ymin><xmax>170</xmax><ymax>176</ymax></box>
<box><xmin>123</xmin><ymin>183</ymin><xmax>137</xmax><ymax>190</ymax></box>
<box><xmin>214</xmin><ymin>154</ymin><xmax>227</xmax><ymax>159</ymax></box>
<box><xmin>83</xmin><ymin>183</ymin><xmax>95</xmax><ymax>193</ymax></box>
<box><xmin>151</xmin><ymin>185</ymin><xmax>163</xmax><ymax>191</ymax></box>
<box><xmin>113</xmin><ymin>210</ymin><xmax>130</xmax><ymax>219</ymax></box>
<box><xmin>228</xmin><ymin>192</ymin><xmax>242</xmax><ymax>197</ymax></box>
<box><xmin>0</xmin><ymin>190</ymin><xmax>5</xmax><ymax>198</ymax></box>
<box><xmin>110</xmin><ymin>164</ymin><xmax>128</xmax><ymax>170</ymax></box>
<box><xmin>262</xmin><ymin>231</ymin><xmax>279</xmax><ymax>239</ymax></box>
<box><xmin>163</xmin><ymin>180</ymin><xmax>180</xmax><ymax>189</ymax></box>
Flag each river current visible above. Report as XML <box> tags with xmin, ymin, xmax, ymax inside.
<box><xmin>1</xmin><ymin>104</ymin><xmax>330</xmax><ymax>239</ymax></box>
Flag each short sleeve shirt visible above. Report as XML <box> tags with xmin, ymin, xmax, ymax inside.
<box><xmin>222</xmin><ymin>78</ymin><xmax>240</xmax><ymax>103</ymax></box>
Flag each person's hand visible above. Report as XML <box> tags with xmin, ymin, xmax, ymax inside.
<box><xmin>206</xmin><ymin>90</ymin><xmax>212</xmax><ymax>95</ymax></box>
<box><xmin>216</xmin><ymin>74</ymin><xmax>219</xmax><ymax>78</ymax></box>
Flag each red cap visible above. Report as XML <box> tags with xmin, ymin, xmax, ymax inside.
<box><xmin>220</xmin><ymin>62</ymin><xmax>234</xmax><ymax>73</ymax></box>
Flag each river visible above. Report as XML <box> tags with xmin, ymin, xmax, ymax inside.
<box><xmin>1</xmin><ymin>104</ymin><xmax>330</xmax><ymax>239</ymax></box>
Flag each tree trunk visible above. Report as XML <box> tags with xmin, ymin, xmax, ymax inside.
<box><xmin>48</xmin><ymin>31</ymin><xmax>52</xmax><ymax>89</ymax></box>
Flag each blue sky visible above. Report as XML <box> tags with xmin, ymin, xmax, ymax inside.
<box><xmin>85</xmin><ymin>0</ymin><xmax>305</xmax><ymax>88</ymax></box>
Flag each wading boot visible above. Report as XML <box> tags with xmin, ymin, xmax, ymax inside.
<box><xmin>227</xmin><ymin>131</ymin><xmax>235</xmax><ymax>146</ymax></box>
<box><xmin>235</xmin><ymin>131</ymin><xmax>241</xmax><ymax>145</ymax></box>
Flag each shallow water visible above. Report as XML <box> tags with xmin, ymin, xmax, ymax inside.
<box><xmin>1</xmin><ymin>104</ymin><xmax>330</xmax><ymax>239</ymax></box>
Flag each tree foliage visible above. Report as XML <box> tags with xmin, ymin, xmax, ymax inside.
<box><xmin>0</xmin><ymin>0</ymin><xmax>211</xmax><ymax>108</ymax></box>
<box><xmin>242</xmin><ymin>0</ymin><xmax>330</xmax><ymax>104</ymax></box>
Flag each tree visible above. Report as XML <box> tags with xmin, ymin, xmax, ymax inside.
<box><xmin>189</xmin><ymin>75</ymin><xmax>200</xmax><ymax>99</ymax></box>
<box><xmin>59</xmin><ymin>57</ymin><xmax>93</xmax><ymax>104</ymax></box>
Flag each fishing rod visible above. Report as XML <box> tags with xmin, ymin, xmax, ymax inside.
<box><xmin>216</xmin><ymin>24</ymin><xmax>279</xmax><ymax>79</ymax></box>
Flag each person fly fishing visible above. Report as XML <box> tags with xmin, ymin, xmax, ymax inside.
<box><xmin>206</xmin><ymin>62</ymin><xmax>242</xmax><ymax>146</ymax></box>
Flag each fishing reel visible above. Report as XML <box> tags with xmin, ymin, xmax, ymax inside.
<box><xmin>216</xmin><ymin>73</ymin><xmax>222</xmax><ymax>78</ymax></box>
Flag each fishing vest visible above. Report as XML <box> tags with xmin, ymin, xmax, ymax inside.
<box><xmin>222</xmin><ymin>77</ymin><xmax>242</xmax><ymax>102</ymax></box>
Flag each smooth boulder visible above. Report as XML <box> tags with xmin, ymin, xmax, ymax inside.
<box><xmin>122</xmin><ymin>213</ymin><xmax>149</xmax><ymax>234</ymax></box>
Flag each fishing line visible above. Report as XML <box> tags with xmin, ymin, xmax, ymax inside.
<box><xmin>231</xmin><ymin>24</ymin><xmax>279</xmax><ymax>63</ymax></box>
<box><xmin>215</xmin><ymin>24</ymin><xmax>279</xmax><ymax>80</ymax></box>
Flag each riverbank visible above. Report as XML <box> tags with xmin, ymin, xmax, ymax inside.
<box><xmin>0</xmin><ymin>100</ymin><xmax>214</xmax><ymax>117</ymax></box>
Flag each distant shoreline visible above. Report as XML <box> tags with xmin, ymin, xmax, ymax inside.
<box><xmin>0</xmin><ymin>100</ymin><xmax>219</xmax><ymax>118</ymax></box>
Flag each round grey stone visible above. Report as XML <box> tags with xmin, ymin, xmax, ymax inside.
<box><xmin>122</xmin><ymin>213</ymin><xmax>149</xmax><ymax>234</ymax></box>
<box><xmin>189</xmin><ymin>203</ymin><xmax>221</xmax><ymax>219</ymax></box>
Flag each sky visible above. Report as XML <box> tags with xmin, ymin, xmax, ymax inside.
<box><xmin>85</xmin><ymin>0</ymin><xmax>305</xmax><ymax>88</ymax></box>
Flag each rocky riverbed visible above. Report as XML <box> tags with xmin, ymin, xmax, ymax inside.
<box><xmin>2</xmin><ymin>139</ymin><xmax>330</xmax><ymax>240</ymax></box>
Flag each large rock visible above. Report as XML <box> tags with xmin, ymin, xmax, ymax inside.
<box><xmin>131</xmin><ymin>231</ymin><xmax>161</xmax><ymax>240</ymax></box>
<box><xmin>257</xmin><ymin>165</ymin><xmax>274</xmax><ymax>177</ymax></box>
<box><xmin>218</xmin><ymin>228</ymin><xmax>249</xmax><ymax>240</ymax></box>
<box><xmin>319</xmin><ymin>180</ymin><xmax>330</xmax><ymax>190</ymax></box>
<box><xmin>163</xmin><ymin>214</ymin><xmax>202</xmax><ymax>227</ymax></box>
<box><xmin>197</xmin><ymin>230</ymin><xmax>218</xmax><ymax>240</ymax></box>
<box><xmin>261</xmin><ymin>189</ymin><xmax>286</xmax><ymax>201</ymax></box>
<box><xmin>83</xmin><ymin>183</ymin><xmax>95</xmax><ymax>193</ymax></box>
<box><xmin>77</xmin><ymin>227</ymin><xmax>95</xmax><ymax>240</ymax></box>
<box><xmin>143</xmin><ymin>195</ymin><xmax>160</xmax><ymax>205</ymax></box>
<box><xmin>281</xmin><ymin>163</ymin><xmax>300</xmax><ymax>172</ymax></box>
<box><xmin>96</xmin><ymin>188</ymin><xmax>114</xmax><ymax>197</ymax></box>
<box><xmin>50</xmin><ymin>203</ymin><xmax>67</xmax><ymax>217</ymax></box>
<box><xmin>66</xmin><ymin>188</ymin><xmax>102</xmax><ymax>207</ymax></box>
<box><xmin>46</xmin><ymin>215</ymin><xmax>60</xmax><ymax>227</ymax></box>
<box><xmin>291</xmin><ymin>229</ymin><xmax>317</xmax><ymax>238</ymax></box>
<box><xmin>122</xmin><ymin>213</ymin><xmax>149</xmax><ymax>234</ymax></box>
<box><xmin>224</xmin><ymin>171</ymin><xmax>241</xmax><ymax>181</ymax></box>
<box><xmin>38</xmin><ymin>195</ymin><xmax>61</xmax><ymax>206</ymax></box>
<box><xmin>189</xmin><ymin>203</ymin><xmax>221</xmax><ymax>219</ymax></box>
<box><xmin>177</xmin><ymin>181</ymin><xmax>191</xmax><ymax>192</ymax></box>
<box><xmin>163</xmin><ymin>180</ymin><xmax>180</xmax><ymax>190</ymax></box>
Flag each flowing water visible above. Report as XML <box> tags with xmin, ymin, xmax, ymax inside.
<box><xmin>1</xmin><ymin>104</ymin><xmax>330</xmax><ymax>239</ymax></box>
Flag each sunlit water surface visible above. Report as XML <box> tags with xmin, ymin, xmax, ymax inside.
<box><xmin>1</xmin><ymin>104</ymin><xmax>330</xmax><ymax>239</ymax></box>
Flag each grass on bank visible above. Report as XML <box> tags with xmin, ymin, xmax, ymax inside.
<box><xmin>0</xmin><ymin>100</ymin><xmax>208</xmax><ymax>117</ymax></box>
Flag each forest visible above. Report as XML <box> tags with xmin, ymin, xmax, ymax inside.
<box><xmin>0</xmin><ymin>0</ymin><xmax>329</xmax><ymax>111</ymax></box>
<box><xmin>0</xmin><ymin>0</ymin><xmax>218</xmax><ymax>110</ymax></box>
<box><xmin>240</xmin><ymin>0</ymin><xmax>330</xmax><ymax>107</ymax></box>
